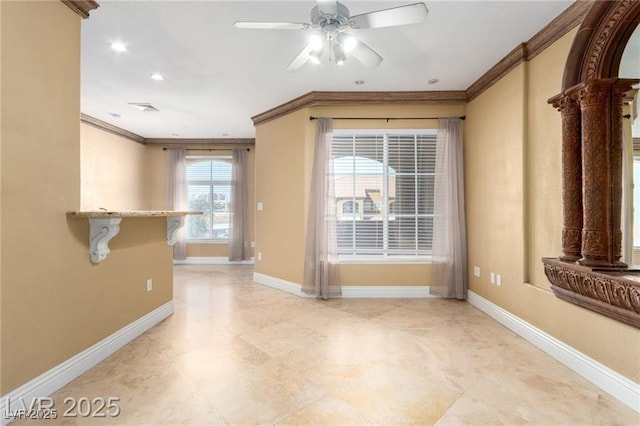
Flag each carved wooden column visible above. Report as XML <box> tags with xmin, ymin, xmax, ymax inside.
<box><xmin>576</xmin><ymin>79</ymin><xmax>637</xmax><ymax>268</ymax></box>
<box><xmin>550</xmin><ymin>93</ymin><xmax>582</xmax><ymax>262</ymax></box>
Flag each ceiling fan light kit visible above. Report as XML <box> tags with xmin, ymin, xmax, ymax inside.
<box><xmin>234</xmin><ymin>1</ymin><xmax>429</xmax><ymax>71</ymax></box>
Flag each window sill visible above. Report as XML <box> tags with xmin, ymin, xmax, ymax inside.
<box><xmin>186</xmin><ymin>240</ymin><xmax>229</xmax><ymax>245</ymax></box>
<box><xmin>338</xmin><ymin>256</ymin><xmax>431</xmax><ymax>265</ymax></box>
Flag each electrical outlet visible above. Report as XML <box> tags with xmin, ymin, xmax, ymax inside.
<box><xmin>474</xmin><ymin>266</ymin><xmax>480</xmax><ymax>277</ymax></box>
<box><xmin>258</xmin><ymin>252</ymin><xmax>262</xmax><ymax>261</ymax></box>
<box><xmin>490</xmin><ymin>272</ymin><xmax>495</xmax><ymax>284</ymax></box>
<box><xmin>496</xmin><ymin>274</ymin><xmax>502</xmax><ymax>287</ymax></box>
<box><xmin>146</xmin><ymin>279</ymin><xmax>153</xmax><ymax>292</ymax></box>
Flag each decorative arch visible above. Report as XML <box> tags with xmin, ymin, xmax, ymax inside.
<box><xmin>543</xmin><ymin>1</ymin><xmax>640</xmax><ymax>328</ymax></box>
<box><xmin>563</xmin><ymin>1</ymin><xmax>640</xmax><ymax>90</ymax></box>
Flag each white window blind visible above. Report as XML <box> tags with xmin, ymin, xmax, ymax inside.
<box><xmin>185</xmin><ymin>157</ymin><xmax>232</xmax><ymax>241</ymax></box>
<box><xmin>332</xmin><ymin>130</ymin><xmax>436</xmax><ymax>259</ymax></box>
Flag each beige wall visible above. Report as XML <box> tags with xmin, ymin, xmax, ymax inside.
<box><xmin>254</xmin><ymin>103</ymin><xmax>464</xmax><ymax>286</ymax></box>
<box><xmin>147</xmin><ymin>145</ymin><xmax>168</xmax><ymax>210</ymax></box>
<box><xmin>1</xmin><ymin>1</ymin><xmax>172</xmax><ymax>394</ymax></box>
<box><xmin>254</xmin><ymin>109</ymin><xmax>309</xmax><ymax>283</ymax></box>
<box><xmin>81</xmin><ymin>123</ymin><xmax>148</xmax><ymax>210</ymax></box>
<box><xmin>465</xmin><ymin>29</ymin><xmax>640</xmax><ymax>382</ymax></box>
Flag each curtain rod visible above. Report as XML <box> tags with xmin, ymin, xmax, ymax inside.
<box><xmin>309</xmin><ymin>115</ymin><xmax>466</xmax><ymax>122</ymax></box>
<box><xmin>162</xmin><ymin>147</ymin><xmax>250</xmax><ymax>151</ymax></box>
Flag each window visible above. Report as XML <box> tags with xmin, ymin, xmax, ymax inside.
<box><xmin>186</xmin><ymin>157</ymin><xmax>232</xmax><ymax>241</ymax></box>
<box><xmin>342</xmin><ymin>200</ymin><xmax>359</xmax><ymax>214</ymax></box>
<box><xmin>332</xmin><ymin>130</ymin><xmax>437</xmax><ymax>261</ymax></box>
<box><xmin>634</xmin><ymin>156</ymin><xmax>640</xmax><ymax>248</ymax></box>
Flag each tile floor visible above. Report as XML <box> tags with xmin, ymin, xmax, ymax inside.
<box><xmin>15</xmin><ymin>265</ymin><xmax>640</xmax><ymax>425</ymax></box>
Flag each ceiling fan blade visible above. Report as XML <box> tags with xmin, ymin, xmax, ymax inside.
<box><xmin>317</xmin><ymin>0</ymin><xmax>338</xmax><ymax>17</ymax></box>
<box><xmin>349</xmin><ymin>37</ymin><xmax>383</xmax><ymax>68</ymax></box>
<box><xmin>234</xmin><ymin>21</ymin><xmax>310</xmax><ymax>30</ymax></box>
<box><xmin>287</xmin><ymin>46</ymin><xmax>313</xmax><ymax>71</ymax></box>
<box><xmin>349</xmin><ymin>2</ymin><xmax>428</xmax><ymax>29</ymax></box>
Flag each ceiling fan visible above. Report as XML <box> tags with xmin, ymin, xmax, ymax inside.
<box><xmin>234</xmin><ymin>1</ymin><xmax>429</xmax><ymax>71</ymax></box>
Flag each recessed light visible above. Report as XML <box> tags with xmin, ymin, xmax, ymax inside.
<box><xmin>355</xmin><ymin>80</ymin><xmax>365</xmax><ymax>85</ymax></box>
<box><xmin>150</xmin><ymin>73</ymin><xmax>164</xmax><ymax>81</ymax></box>
<box><xmin>428</xmin><ymin>78</ymin><xmax>440</xmax><ymax>85</ymax></box>
<box><xmin>110</xmin><ymin>41</ymin><xmax>127</xmax><ymax>52</ymax></box>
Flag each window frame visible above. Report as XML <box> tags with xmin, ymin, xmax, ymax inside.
<box><xmin>332</xmin><ymin>128</ymin><xmax>437</xmax><ymax>264</ymax></box>
<box><xmin>633</xmin><ymin>154</ymin><xmax>640</xmax><ymax>249</ymax></box>
<box><xmin>185</xmin><ymin>155</ymin><xmax>233</xmax><ymax>243</ymax></box>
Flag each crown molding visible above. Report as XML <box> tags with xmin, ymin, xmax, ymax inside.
<box><xmin>465</xmin><ymin>44</ymin><xmax>528</xmax><ymax>102</ymax></box>
<box><xmin>81</xmin><ymin>114</ymin><xmax>146</xmax><ymax>144</ymax></box>
<box><xmin>61</xmin><ymin>0</ymin><xmax>99</xmax><ymax>19</ymax></box>
<box><xmin>526</xmin><ymin>0</ymin><xmax>593</xmax><ymax>62</ymax></box>
<box><xmin>80</xmin><ymin>115</ymin><xmax>255</xmax><ymax>146</ymax></box>
<box><xmin>465</xmin><ymin>1</ymin><xmax>592</xmax><ymax>101</ymax></box>
<box><xmin>145</xmin><ymin>138</ymin><xmax>255</xmax><ymax>147</ymax></box>
<box><xmin>251</xmin><ymin>91</ymin><xmax>467</xmax><ymax>126</ymax></box>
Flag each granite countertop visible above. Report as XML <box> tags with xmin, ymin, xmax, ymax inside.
<box><xmin>67</xmin><ymin>210</ymin><xmax>202</xmax><ymax>218</ymax></box>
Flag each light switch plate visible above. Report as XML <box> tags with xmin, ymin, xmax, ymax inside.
<box><xmin>257</xmin><ymin>202</ymin><xmax>263</xmax><ymax>211</ymax></box>
<box><xmin>474</xmin><ymin>266</ymin><xmax>480</xmax><ymax>277</ymax></box>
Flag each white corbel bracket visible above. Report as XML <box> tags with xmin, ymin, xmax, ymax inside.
<box><xmin>167</xmin><ymin>216</ymin><xmax>185</xmax><ymax>246</ymax></box>
<box><xmin>89</xmin><ymin>218</ymin><xmax>122</xmax><ymax>264</ymax></box>
<box><xmin>68</xmin><ymin>210</ymin><xmax>200</xmax><ymax>263</ymax></box>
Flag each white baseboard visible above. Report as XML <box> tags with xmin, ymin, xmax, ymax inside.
<box><xmin>467</xmin><ymin>291</ymin><xmax>640</xmax><ymax>414</ymax></box>
<box><xmin>174</xmin><ymin>256</ymin><xmax>254</xmax><ymax>265</ymax></box>
<box><xmin>0</xmin><ymin>301</ymin><xmax>174</xmax><ymax>425</ymax></box>
<box><xmin>342</xmin><ymin>286</ymin><xmax>435</xmax><ymax>298</ymax></box>
<box><xmin>253</xmin><ymin>272</ymin><xmax>308</xmax><ymax>297</ymax></box>
<box><xmin>253</xmin><ymin>272</ymin><xmax>434</xmax><ymax>299</ymax></box>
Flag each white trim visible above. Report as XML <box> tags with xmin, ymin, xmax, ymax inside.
<box><xmin>0</xmin><ymin>301</ymin><xmax>174</xmax><ymax>425</ymax></box>
<box><xmin>252</xmin><ymin>272</ymin><xmax>435</xmax><ymax>299</ymax></box>
<box><xmin>333</xmin><ymin>128</ymin><xmax>438</xmax><ymax>136</ymax></box>
<box><xmin>253</xmin><ymin>272</ymin><xmax>308</xmax><ymax>297</ymax></box>
<box><xmin>174</xmin><ymin>257</ymin><xmax>254</xmax><ymax>265</ymax></box>
<box><xmin>467</xmin><ymin>291</ymin><xmax>640</xmax><ymax>414</ymax></box>
<box><xmin>338</xmin><ymin>255</ymin><xmax>431</xmax><ymax>265</ymax></box>
<box><xmin>341</xmin><ymin>286</ymin><xmax>435</xmax><ymax>298</ymax></box>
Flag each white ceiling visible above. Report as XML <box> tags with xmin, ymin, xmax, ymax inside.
<box><xmin>80</xmin><ymin>0</ymin><xmax>574</xmax><ymax>139</ymax></box>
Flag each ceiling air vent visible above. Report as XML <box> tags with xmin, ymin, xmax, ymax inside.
<box><xmin>128</xmin><ymin>102</ymin><xmax>159</xmax><ymax>112</ymax></box>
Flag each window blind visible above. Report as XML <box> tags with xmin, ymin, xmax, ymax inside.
<box><xmin>185</xmin><ymin>157</ymin><xmax>233</xmax><ymax>240</ymax></box>
<box><xmin>331</xmin><ymin>131</ymin><xmax>436</xmax><ymax>258</ymax></box>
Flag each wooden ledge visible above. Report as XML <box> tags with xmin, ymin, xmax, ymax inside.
<box><xmin>543</xmin><ymin>257</ymin><xmax>640</xmax><ymax>329</ymax></box>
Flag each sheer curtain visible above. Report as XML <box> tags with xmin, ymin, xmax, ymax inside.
<box><xmin>167</xmin><ymin>149</ymin><xmax>187</xmax><ymax>260</ymax></box>
<box><xmin>302</xmin><ymin>118</ymin><xmax>340</xmax><ymax>299</ymax></box>
<box><xmin>430</xmin><ymin>118</ymin><xmax>467</xmax><ymax>299</ymax></box>
<box><xmin>230</xmin><ymin>149</ymin><xmax>248</xmax><ymax>262</ymax></box>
